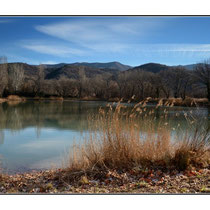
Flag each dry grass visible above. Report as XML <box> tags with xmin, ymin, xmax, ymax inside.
<box><xmin>68</xmin><ymin>100</ymin><xmax>210</xmax><ymax>172</ymax></box>
<box><xmin>146</xmin><ymin>97</ymin><xmax>208</xmax><ymax>107</ymax></box>
<box><xmin>7</xmin><ymin>95</ymin><xmax>25</xmax><ymax>101</ymax></box>
<box><xmin>161</xmin><ymin>97</ymin><xmax>208</xmax><ymax>107</ymax></box>
<box><xmin>49</xmin><ymin>96</ymin><xmax>64</xmax><ymax>101</ymax></box>
<box><xmin>0</xmin><ymin>98</ymin><xmax>7</xmax><ymax>104</ymax></box>
<box><xmin>33</xmin><ymin>96</ymin><xmax>64</xmax><ymax>101</ymax></box>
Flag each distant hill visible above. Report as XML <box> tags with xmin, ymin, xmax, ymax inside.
<box><xmin>128</xmin><ymin>62</ymin><xmax>201</xmax><ymax>73</ymax></box>
<box><xmin>43</xmin><ymin>63</ymin><xmax>67</xmax><ymax>69</ymax></box>
<box><xmin>44</xmin><ymin>61</ymin><xmax>131</xmax><ymax>71</ymax></box>
<box><xmin>128</xmin><ymin>63</ymin><xmax>171</xmax><ymax>73</ymax></box>
<box><xmin>45</xmin><ymin>65</ymin><xmax>119</xmax><ymax>80</ymax></box>
<box><xmin>71</xmin><ymin>62</ymin><xmax>132</xmax><ymax>71</ymax></box>
<box><xmin>7</xmin><ymin>62</ymin><xmax>39</xmax><ymax>78</ymax></box>
<box><xmin>171</xmin><ymin>64</ymin><xmax>196</xmax><ymax>70</ymax></box>
<box><xmin>182</xmin><ymin>64</ymin><xmax>196</xmax><ymax>70</ymax></box>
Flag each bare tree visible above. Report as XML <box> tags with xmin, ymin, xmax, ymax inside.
<box><xmin>149</xmin><ymin>73</ymin><xmax>163</xmax><ymax>98</ymax></box>
<box><xmin>36</xmin><ymin>64</ymin><xmax>45</xmax><ymax>96</ymax></box>
<box><xmin>90</xmin><ymin>75</ymin><xmax>107</xmax><ymax>98</ymax></box>
<box><xmin>158</xmin><ymin>70</ymin><xmax>172</xmax><ymax>98</ymax></box>
<box><xmin>0</xmin><ymin>56</ymin><xmax>8</xmax><ymax>97</ymax></box>
<box><xmin>133</xmin><ymin>70</ymin><xmax>151</xmax><ymax>100</ymax></box>
<box><xmin>194</xmin><ymin>60</ymin><xmax>210</xmax><ymax>101</ymax></box>
<box><xmin>116</xmin><ymin>72</ymin><xmax>129</xmax><ymax>98</ymax></box>
<box><xmin>170</xmin><ymin>67</ymin><xmax>191</xmax><ymax>99</ymax></box>
<box><xmin>158</xmin><ymin>67</ymin><xmax>191</xmax><ymax>99</ymax></box>
<box><xmin>8</xmin><ymin>63</ymin><xmax>25</xmax><ymax>94</ymax></box>
<box><xmin>55</xmin><ymin>77</ymin><xmax>78</xmax><ymax>97</ymax></box>
<box><xmin>25</xmin><ymin>64</ymin><xmax>45</xmax><ymax>96</ymax></box>
<box><xmin>77</xmin><ymin>68</ymin><xmax>87</xmax><ymax>98</ymax></box>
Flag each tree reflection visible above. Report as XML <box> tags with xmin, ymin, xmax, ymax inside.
<box><xmin>0</xmin><ymin>130</ymin><xmax>4</xmax><ymax>145</ymax></box>
<box><xmin>0</xmin><ymin>101</ymin><xmax>102</xmax><ymax>132</ymax></box>
<box><xmin>0</xmin><ymin>101</ymin><xmax>209</xmax><ymax>144</ymax></box>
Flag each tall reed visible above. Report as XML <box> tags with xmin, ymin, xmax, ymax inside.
<box><xmin>68</xmin><ymin>100</ymin><xmax>210</xmax><ymax>172</ymax></box>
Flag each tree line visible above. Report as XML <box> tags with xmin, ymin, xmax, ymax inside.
<box><xmin>0</xmin><ymin>56</ymin><xmax>209</xmax><ymax>101</ymax></box>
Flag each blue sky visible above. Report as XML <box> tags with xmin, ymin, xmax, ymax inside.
<box><xmin>1</xmin><ymin>16</ymin><xmax>210</xmax><ymax>66</ymax></box>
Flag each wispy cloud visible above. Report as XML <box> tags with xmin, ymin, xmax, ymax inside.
<box><xmin>0</xmin><ymin>19</ymin><xmax>13</xmax><ymax>24</ymax></box>
<box><xmin>22</xmin><ymin>42</ymin><xmax>86</xmax><ymax>57</ymax></box>
<box><xmin>35</xmin><ymin>18</ymin><xmax>152</xmax><ymax>42</ymax></box>
<box><xmin>34</xmin><ymin>19</ymin><xmax>210</xmax><ymax>56</ymax></box>
<box><xmin>139</xmin><ymin>44</ymin><xmax>210</xmax><ymax>52</ymax></box>
<box><xmin>0</xmin><ymin>51</ymin><xmax>40</xmax><ymax>64</ymax></box>
<box><xmin>42</xmin><ymin>61</ymin><xmax>58</xmax><ymax>64</ymax></box>
<box><xmin>35</xmin><ymin>18</ymin><xmax>163</xmax><ymax>53</ymax></box>
<box><xmin>19</xmin><ymin>18</ymin><xmax>210</xmax><ymax>61</ymax></box>
<box><xmin>132</xmin><ymin>44</ymin><xmax>210</xmax><ymax>59</ymax></box>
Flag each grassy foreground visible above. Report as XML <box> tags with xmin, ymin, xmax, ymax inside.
<box><xmin>0</xmin><ymin>100</ymin><xmax>209</xmax><ymax>193</ymax></box>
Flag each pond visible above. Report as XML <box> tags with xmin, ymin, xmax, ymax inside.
<box><xmin>0</xmin><ymin>100</ymin><xmax>209</xmax><ymax>174</ymax></box>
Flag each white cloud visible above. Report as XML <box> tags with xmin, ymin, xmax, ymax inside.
<box><xmin>143</xmin><ymin>44</ymin><xmax>210</xmax><ymax>52</ymax></box>
<box><xmin>138</xmin><ymin>44</ymin><xmax>210</xmax><ymax>58</ymax></box>
<box><xmin>1</xmin><ymin>52</ymin><xmax>40</xmax><ymax>64</ymax></box>
<box><xmin>22</xmin><ymin>42</ymin><xmax>86</xmax><ymax>57</ymax></box>
<box><xmin>42</xmin><ymin>61</ymin><xmax>58</xmax><ymax>64</ymax></box>
<box><xmin>35</xmin><ymin>18</ymin><xmax>163</xmax><ymax>53</ymax></box>
<box><xmin>34</xmin><ymin>19</ymin><xmax>210</xmax><ymax>56</ymax></box>
<box><xmin>125</xmin><ymin>44</ymin><xmax>210</xmax><ymax>62</ymax></box>
<box><xmin>0</xmin><ymin>19</ymin><xmax>13</xmax><ymax>24</ymax></box>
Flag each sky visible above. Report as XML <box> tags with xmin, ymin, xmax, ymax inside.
<box><xmin>1</xmin><ymin>16</ymin><xmax>210</xmax><ymax>66</ymax></box>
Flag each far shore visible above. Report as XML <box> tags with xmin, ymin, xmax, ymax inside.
<box><xmin>0</xmin><ymin>95</ymin><xmax>209</xmax><ymax>107</ymax></box>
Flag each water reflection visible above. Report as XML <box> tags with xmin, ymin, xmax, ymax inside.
<box><xmin>0</xmin><ymin>101</ymin><xmax>103</xmax><ymax>132</ymax></box>
<box><xmin>0</xmin><ymin>101</ymin><xmax>209</xmax><ymax>132</ymax></box>
<box><xmin>0</xmin><ymin>130</ymin><xmax>4</xmax><ymax>145</ymax></box>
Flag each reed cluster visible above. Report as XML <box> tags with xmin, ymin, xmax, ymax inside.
<box><xmin>68</xmin><ymin>99</ymin><xmax>210</xmax><ymax>172</ymax></box>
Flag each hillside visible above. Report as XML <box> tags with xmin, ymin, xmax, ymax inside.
<box><xmin>44</xmin><ymin>61</ymin><xmax>131</xmax><ymax>71</ymax></box>
<box><xmin>45</xmin><ymin>65</ymin><xmax>119</xmax><ymax>80</ymax></box>
<box><xmin>129</xmin><ymin>63</ymin><xmax>171</xmax><ymax>73</ymax></box>
<box><xmin>71</xmin><ymin>62</ymin><xmax>131</xmax><ymax>71</ymax></box>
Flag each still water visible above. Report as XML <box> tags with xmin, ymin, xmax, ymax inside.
<box><xmin>0</xmin><ymin>100</ymin><xmax>209</xmax><ymax>174</ymax></box>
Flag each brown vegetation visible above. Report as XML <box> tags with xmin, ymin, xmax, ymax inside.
<box><xmin>149</xmin><ymin>97</ymin><xmax>209</xmax><ymax>107</ymax></box>
<box><xmin>68</xmin><ymin>102</ymin><xmax>210</xmax><ymax>172</ymax></box>
<box><xmin>0</xmin><ymin>98</ymin><xmax>7</xmax><ymax>104</ymax></box>
<box><xmin>7</xmin><ymin>95</ymin><xmax>25</xmax><ymax>101</ymax></box>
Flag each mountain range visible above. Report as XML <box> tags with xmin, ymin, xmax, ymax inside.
<box><xmin>3</xmin><ymin>61</ymin><xmax>197</xmax><ymax>81</ymax></box>
<box><xmin>43</xmin><ymin>61</ymin><xmax>196</xmax><ymax>72</ymax></box>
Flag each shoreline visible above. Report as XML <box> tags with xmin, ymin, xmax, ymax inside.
<box><xmin>0</xmin><ymin>167</ymin><xmax>209</xmax><ymax>194</ymax></box>
<box><xmin>0</xmin><ymin>96</ymin><xmax>209</xmax><ymax>107</ymax></box>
